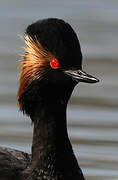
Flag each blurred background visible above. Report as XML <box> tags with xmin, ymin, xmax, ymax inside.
<box><xmin>0</xmin><ymin>0</ymin><xmax>118</xmax><ymax>179</ymax></box>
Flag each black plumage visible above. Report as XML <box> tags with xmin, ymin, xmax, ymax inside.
<box><xmin>0</xmin><ymin>18</ymin><xmax>99</xmax><ymax>180</ymax></box>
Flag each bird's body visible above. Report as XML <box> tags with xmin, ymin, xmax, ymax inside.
<box><xmin>0</xmin><ymin>18</ymin><xmax>99</xmax><ymax>180</ymax></box>
<box><xmin>0</xmin><ymin>147</ymin><xmax>30</xmax><ymax>180</ymax></box>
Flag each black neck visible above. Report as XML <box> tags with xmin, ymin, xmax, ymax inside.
<box><xmin>21</xmin><ymin>80</ymin><xmax>85</xmax><ymax>179</ymax></box>
<box><xmin>28</xmin><ymin>99</ymin><xmax>85</xmax><ymax>180</ymax></box>
<box><xmin>31</xmin><ymin>101</ymin><xmax>73</xmax><ymax>168</ymax></box>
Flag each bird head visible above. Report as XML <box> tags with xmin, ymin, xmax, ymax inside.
<box><xmin>18</xmin><ymin>18</ymin><xmax>99</xmax><ymax>113</ymax></box>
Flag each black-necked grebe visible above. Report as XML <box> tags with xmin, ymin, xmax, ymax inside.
<box><xmin>0</xmin><ymin>18</ymin><xmax>99</xmax><ymax>180</ymax></box>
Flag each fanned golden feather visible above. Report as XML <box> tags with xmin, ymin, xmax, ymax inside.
<box><xmin>18</xmin><ymin>35</ymin><xmax>54</xmax><ymax>109</ymax></box>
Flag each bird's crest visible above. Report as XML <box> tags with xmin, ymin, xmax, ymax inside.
<box><xmin>18</xmin><ymin>35</ymin><xmax>55</xmax><ymax>109</ymax></box>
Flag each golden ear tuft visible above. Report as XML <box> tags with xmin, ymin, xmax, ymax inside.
<box><xmin>17</xmin><ymin>35</ymin><xmax>54</xmax><ymax>109</ymax></box>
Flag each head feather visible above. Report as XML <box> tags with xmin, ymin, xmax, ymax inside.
<box><xmin>18</xmin><ymin>34</ymin><xmax>54</xmax><ymax>109</ymax></box>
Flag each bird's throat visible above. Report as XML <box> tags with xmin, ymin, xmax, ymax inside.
<box><xmin>30</xmin><ymin>102</ymin><xmax>73</xmax><ymax>172</ymax></box>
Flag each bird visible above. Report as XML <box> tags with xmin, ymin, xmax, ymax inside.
<box><xmin>0</xmin><ymin>18</ymin><xmax>99</xmax><ymax>180</ymax></box>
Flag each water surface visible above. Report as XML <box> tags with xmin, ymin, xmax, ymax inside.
<box><xmin>0</xmin><ymin>1</ymin><xmax>118</xmax><ymax>179</ymax></box>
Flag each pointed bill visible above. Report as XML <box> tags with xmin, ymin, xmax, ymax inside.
<box><xmin>64</xmin><ymin>69</ymin><xmax>99</xmax><ymax>83</ymax></box>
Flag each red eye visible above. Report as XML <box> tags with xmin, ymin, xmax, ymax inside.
<box><xmin>50</xmin><ymin>58</ymin><xmax>60</xmax><ymax>69</ymax></box>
